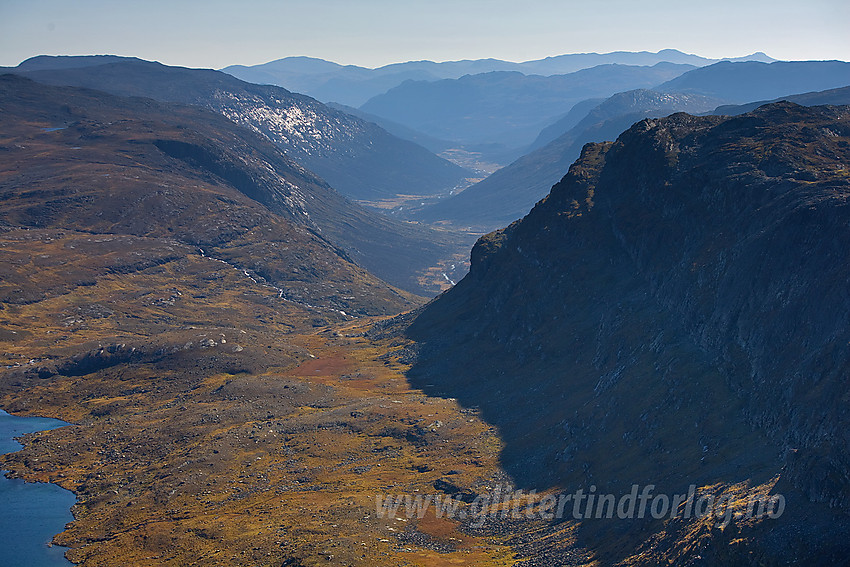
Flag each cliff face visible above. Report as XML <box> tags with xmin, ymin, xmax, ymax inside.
<box><xmin>593</xmin><ymin>104</ymin><xmax>850</xmax><ymax>509</ymax></box>
<box><xmin>406</xmin><ymin>102</ymin><xmax>850</xmax><ymax>563</ymax></box>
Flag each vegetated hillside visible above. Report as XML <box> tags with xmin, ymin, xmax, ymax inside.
<box><xmin>359</xmin><ymin>63</ymin><xmax>696</xmax><ymax>154</ymax></box>
<box><xmin>8</xmin><ymin>56</ymin><xmax>470</xmax><ymax>203</ymax></box>
<box><xmin>413</xmin><ymin>89</ymin><xmax>723</xmax><ymax>231</ymax></box>
<box><xmin>223</xmin><ymin>50</ymin><xmax>772</xmax><ymax>107</ymax></box>
<box><xmin>0</xmin><ymin>75</ymin><xmax>462</xmax><ymax>300</ymax></box>
<box><xmin>3</xmin><ymin>69</ymin><xmax>473</xmax><ymax>295</ymax></box>
<box><xmin>404</xmin><ymin>102</ymin><xmax>850</xmax><ymax>565</ymax></box>
<box><xmin>657</xmin><ymin>60</ymin><xmax>850</xmax><ymax>103</ymax></box>
<box><xmin>0</xmin><ymin>76</ymin><xmax>519</xmax><ymax>567</ymax></box>
<box><xmin>713</xmin><ymin>85</ymin><xmax>850</xmax><ymax>116</ymax></box>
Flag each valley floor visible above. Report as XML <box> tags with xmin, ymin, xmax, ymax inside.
<box><xmin>2</xmin><ymin>322</ymin><xmax>529</xmax><ymax>566</ymax></box>
<box><xmin>0</xmin><ymin>227</ymin><xmax>576</xmax><ymax>566</ymax></box>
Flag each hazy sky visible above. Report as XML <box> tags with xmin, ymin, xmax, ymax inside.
<box><xmin>2</xmin><ymin>0</ymin><xmax>848</xmax><ymax>69</ymax></box>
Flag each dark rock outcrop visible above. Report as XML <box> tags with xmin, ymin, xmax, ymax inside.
<box><xmin>406</xmin><ymin>102</ymin><xmax>850</xmax><ymax>564</ymax></box>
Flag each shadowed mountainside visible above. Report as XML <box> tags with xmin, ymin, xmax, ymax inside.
<box><xmin>404</xmin><ymin>102</ymin><xmax>850</xmax><ymax>564</ymax></box>
<box><xmin>6</xmin><ymin>56</ymin><xmax>471</xmax><ymax>203</ymax></box>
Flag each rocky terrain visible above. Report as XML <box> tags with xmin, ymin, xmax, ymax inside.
<box><xmin>404</xmin><ymin>102</ymin><xmax>850</xmax><ymax>564</ymax></box>
<box><xmin>0</xmin><ymin>74</ymin><xmax>520</xmax><ymax>566</ymax></box>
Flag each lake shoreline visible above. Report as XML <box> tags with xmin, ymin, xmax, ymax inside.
<box><xmin>0</xmin><ymin>408</ymin><xmax>77</xmax><ymax>566</ymax></box>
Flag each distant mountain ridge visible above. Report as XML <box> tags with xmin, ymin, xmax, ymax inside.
<box><xmin>712</xmin><ymin>85</ymin><xmax>850</xmax><ymax>115</ymax></box>
<box><xmin>223</xmin><ymin>49</ymin><xmax>775</xmax><ymax>106</ymax></box>
<box><xmin>13</xmin><ymin>54</ymin><xmax>147</xmax><ymax>70</ymax></box>
<box><xmin>6</xmin><ymin>56</ymin><xmax>470</xmax><ymax>203</ymax></box>
<box><xmin>412</xmin><ymin>89</ymin><xmax>725</xmax><ymax>230</ymax></box>
<box><xmin>359</xmin><ymin>63</ymin><xmax>697</xmax><ymax>153</ymax></box>
<box><xmin>657</xmin><ymin>60</ymin><xmax>850</xmax><ymax>102</ymax></box>
<box><xmin>409</xmin><ymin>59</ymin><xmax>850</xmax><ymax>230</ymax></box>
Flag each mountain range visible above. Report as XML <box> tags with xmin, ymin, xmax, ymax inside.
<box><xmin>657</xmin><ymin>60</ymin><xmax>850</xmax><ymax>102</ymax></box>
<box><xmin>408</xmin><ymin>60</ymin><xmax>850</xmax><ymax>232</ymax></box>
<box><xmin>224</xmin><ymin>49</ymin><xmax>775</xmax><ymax>107</ymax></box>
<box><xmin>358</xmin><ymin>59</ymin><xmax>850</xmax><ymax>158</ymax></box>
<box><xmin>2</xmin><ymin>47</ymin><xmax>850</xmax><ymax>567</ymax></box>
<box><xmin>713</xmin><ymin>85</ymin><xmax>850</xmax><ymax>115</ymax></box>
<box><xmin>358</xmin><ymin>63</ymin><xmax>697</xmax><ymax>154</ymax></box>
<box><xmin>411</xmin><ymin>89</ymin><xmax>725</xmax><ymax>230</ymax></box>
<box><xmin>4</xmin><ymin>56</ymin><xmax>471</xmax><ymax>204</ymax></box>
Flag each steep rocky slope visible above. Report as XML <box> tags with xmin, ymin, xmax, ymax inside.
<box><xmin>7</xmin><ymin>56</ymin><xmax>470</xmax><ymax>203</ymax></box>
<box><xmin>405</xmin><ymin>102</ymin><xmax>850</xmax><ymax>564</ymax></box>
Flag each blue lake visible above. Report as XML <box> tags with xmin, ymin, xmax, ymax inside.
<box><xmin>0</xmin><ymin>409</ymin><xmax>75</xmax><ymax>566</ymax></box>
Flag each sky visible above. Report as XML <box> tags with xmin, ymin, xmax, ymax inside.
<box><xmin>1</xmin><ymin>0</ymin><xmax>849</xmax><ymax>69</ymax></box>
